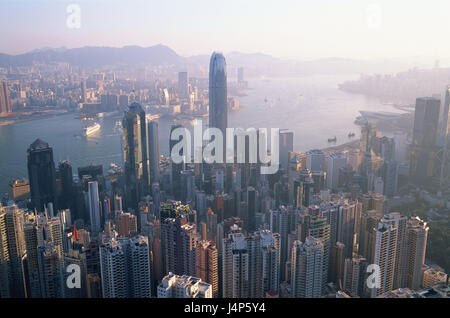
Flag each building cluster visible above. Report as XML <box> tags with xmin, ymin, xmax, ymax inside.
<box><xmin>0</xmin><ymin>52</ymin><xmax>448</xmax><ymax>299</ymax></box>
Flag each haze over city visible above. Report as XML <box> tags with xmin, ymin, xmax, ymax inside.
<box><xmin>0</xmin><ymin>0</ymin><xmax>448</xmax><ymax>305</ymax></box>
<box><xmin>2</xmin><ymin>0</ymin><xmax>450</xmax><ymax>64</ymax></box>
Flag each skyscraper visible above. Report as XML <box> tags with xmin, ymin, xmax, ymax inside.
<box><xmin>170</xmin><ymin>124</ymin><xmax>184</xmax><ymax>200</ymax></box>
<box><xmin>87</xmin><ymin>181</ymin><xmax>101</xmax><ymax>234</ymax></box>
<box><xmin>279</xmin><ymin>130</ymin><xmax>294</xmax><ymax>172</ymax></box>
<box><xmin>291</xmin><ymin>237</ymin><xmax>324</xmax><ymax>298</ymax></box>
<box><xmin>123</xmin><ymin>102</ymin><xmax>150</xmax><ymax>222</ymax></box>
<box><xmin>308</xmin><ymin>216</ymin><xmax>330</xmax><ymax>292</ymax></box>
<box><xmin>405</xmin><ymin>217</ymin><xmax>428</xmax><ymax>290</ymax></box>
<box><xmin>380</xmin><ymin>212</ymin><xmax>408</xmax><ymax>289</ymax></box>
<box><xmin>37</xmin><ymin>242</ymin><xmax>65</xmax><ymax>298</ymax></box>
<box><xmin>327</xmin><ymin>152</ymin><xmax>347</xmax><ymax>190</ymax></box>
<box><xmin>370</xmin><ymin>223</ymin><xmax>397</xmax><ymax>297</ymax></box>
<box><xmin>178</xmin><ymin>71</ymin><xmax>189</xmax><ymax>99</ymax></box>
<box><xmin>439</xmin><ymin>87</ymin><xmax>450</xmax><ymax>193</ymax></box>
<box><xmin>58</xmin><ymin>160</ymin><xmax>74</xmax><ymax>211</ymax></box>
<box><xmin>0</xmin><ymin>82</ymin><xmax>11</xmax><ymax>114</ymax></box>
<box><xmin>343</xmin><ymin>255</ymin><xmax>368</xmax><ymax>297</ymax></box>
<box><xmin>409</xmin><ymin>97</ymin><xmax>441</xmax><ymax>187</ymax></box>
<box><xmin>148</xmin><ymin>120</ymin><xmax>160</xmax><ymax>184</ymax></box>
<box><xmin>162</xmin><ymin>216</ymin><xmax>197</xmax><ymax>277</ymax></box>
<box><xmin>306</xmin><ymin>149</ymin><xmax>326</xmax><ymax>172</ymax></box>
<box><xmin>196</xmin><ymin>240</ymin><xmax>219</xmax><ymax>298</ymax></box>
<box><xmin>221</xmin><ymin>226</ymin><xmax>280</xmax><ymax>298</ymax></box>
<box><xmin>209</xmin><ymin>52</ymin><xmax>228</xmax><ymax>156</ymax></box>
<box><xmin>27</xmin><ymin>139</ymin><xmax>57</xmax><ymax>212</ymax></box>
<box><xmin>99</xmin><ymin>236</ymin><xmax>152</xmax><ymax>298</ymax></box>
<box><xmin>0</xmin><ymin>205</ymin><xmax>27</xmax><ymax>298</ymax></box>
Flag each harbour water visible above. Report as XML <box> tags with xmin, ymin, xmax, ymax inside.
<box><xmin>0</xmin><ymin>74</ymin><xmax>403</xmax><ymax>195</ymax></box>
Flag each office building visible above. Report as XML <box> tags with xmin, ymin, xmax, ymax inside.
<box><xmin>148</xmin><ymin>120</ymin><xmax>160</xmax><ymax>184</ymax></box>
<box><xmin>209</xmin><ymin>52</ymin><xmax>228</xmax><ymax>152</ymax></box>
<box><xmin>409</xmin><ymin>97</ymin><xmax>440</xmax><ymax>187</ymax></box>
<box><xmin>0</xmin><ymin>82</ymin><xmax>11</xmax><ymax>114</ymax></box>
<box><xmin>178</xmin><ymin>72</ymin><xmax>189</xmax><ymax>99</ymax></box>
<box><xmin>27</xmin><ymin>139</ymin><xmax>57</xmax><ymax>212</ymax></box>
<box><xmin>123</xmin><ymin>102</ymin><xmax>150</xmax><ymax>222</ymax></box>
<box><xmin>87</xmin><ymin>181</ymin><xmax>101</xmax><ymax>234</ymax></box>
<box><xmin>327</xmin><ymin>152</ymin><xmax>347</xmax><ymax>190</ymax></box>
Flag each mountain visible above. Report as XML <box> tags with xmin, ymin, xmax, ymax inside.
<box><xmin>0</xmin><ymin>44</ymin><xmax>184</xmax><ymax>67</ymax></box>
<box><xmin>0</xmin><ymin>44</ymin><xmax>433</xmax><ymax>76</ymax></box>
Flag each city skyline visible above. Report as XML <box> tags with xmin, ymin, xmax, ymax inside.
<box><xmin>0</xmin><ymin>1</ymin><xmax>449</xmax><ymax>303</ymax></box>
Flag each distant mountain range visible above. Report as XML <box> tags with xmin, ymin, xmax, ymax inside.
<box><xmin>0</xmin><ymin>44</ymin><xmax>437</xmax><ymax>76</ymax></box>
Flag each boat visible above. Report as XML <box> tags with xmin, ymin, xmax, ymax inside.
<box><xmin>348</xmin><ymin>132</ymin><xmax>355</xmax><ymax>138</ymax></box>
<box><xmin>328</xmin><ymin>136</ymin><xmax>337</xmax><ymax>143</ymax></box>
<box><xmin>84</xmin><ymin>122</ymin><xmax>101</xmax><ymax>136</ymax></box>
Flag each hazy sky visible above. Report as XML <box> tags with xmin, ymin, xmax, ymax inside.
<box><xmin>1</xmin><ymin>0</ymin><xmax>450</xmax><ymax>60</ymax></box>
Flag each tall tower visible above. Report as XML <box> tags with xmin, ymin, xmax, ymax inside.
<box><xmin>327</xmin><ymin>152</ymin><xmax>347</xmax><ymax>190</ymax></box>
<box><xmin>380</xmin><ymin>212</ymin><xmax>408</xmax><ymax>289</ymax></box>
<box><xmin>343</xmin><ymin>255</ymin><xmax>368</xmax><ymax>297</ymax></box>
<box><xmin>439</xmin><ymin>87</ymin><xmax>450</xmax><ymax>193</ymax></box>
<box><xmin>58</xmin><ymin>160</ymin><xmax>74</xmax><ymax>210</ymax></box>
<box><xmin>27</xmin><ymin>139</ymin><xmax>57</xmax><ymax>212</ymax></box>
<box><xmin>161</xmin><ymin>216</ymin><xmax>197</xmax><ymax>277</ymax></box>
<box><xmin>279</xmin><ymin>130</ymin><xmax>294</xmax><ymax>172</ymax></box>
<box><xmin>99</xmin><ymin>236</ymin><xmax>152</xmax><ymax>298</ymax></box>
<box><xmin>0</xmin><ymin>205</ymin><xmax>27</xmax><ymax>298</ymax></box>
<box><xmin>37</xmin><ymin>241</ymin><xmax>65</xmax><ymax>298</ymax></box>
<box><xmin>308</xmin><ymin>216</ymin><xmax>330</xmax><ymax>292</ymax></box>
<box><xmin>291</xmin><ymin>237</ymin><xmax>324</xmax><ymax>298</ymax></box>
<box><xmin>370</xmin><ymin>223</ymin><xmax>397</xmax><ymax>297</ymax></box>
<box><xmin>148</xmin><ymin>120</ymin><xmax>160</xmax><ymax>184</ymax></box>
<box><xmin>122</xmin><ymin>102</ymin><xmax>150</xmax><ymax>222</ymax></box>
<box><xmin>409</xmin><ymin>97</ymin><xmax>440</xmax><ymax>188</ymax></box>
<box><xmin>0</xmin><ymin>82</ymin><xmax>11</xmax><ymax>114</ymax></box>
<box><xmin>405</xmin><ymin>217</ymin><xmax>428</xmax><ymax>290</ymax></box>
<box><xmin>209</xmin><ymin>52</ymin><xmax>228</xmax><ymax>156</ymax></box>
<box><xmin>87</xmin><ymin>181</ymin><xmax>101</xmax><ymax>234</ymax></box>
<box><xmin>170</xmin><ymin>124</ymin><xmax>184</xmax><ymax>200</ymax></box>
<box><xmin>196</xmin><ymin>240</ymin><xmax>219</xmax><ymax>298</ymax></box>
<box><xmin>178</xmin><ymin>72</ymin><xmax>189</xmax><ymax>99</ymax></box>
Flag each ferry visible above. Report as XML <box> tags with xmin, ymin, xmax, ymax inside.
<box><xmin>328</xmin><ymin>136</ymin><xmax>337</xmax><ymax>143</ymax></box>
<box><xmin>84</xmin><ymin>122</ymin><xmax>101</xmax><ymax>136</ymax></box>
<box><xmin>348</xmin><ymin>132</ymin><xmax>355</xmax><ymax>138</ymax></box>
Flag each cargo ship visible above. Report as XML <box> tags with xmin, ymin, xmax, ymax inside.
<box><xmin>84</xmin><ymin>122</ymin><xmax>101</xmax><ymax>136</ymax></box>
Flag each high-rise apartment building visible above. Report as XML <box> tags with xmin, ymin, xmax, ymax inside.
<box><xmin>99</xmin><ymin>236</ymin><xmax>152</xmax><ymax>298</ymax></box>
<box><xmin>370</xmin><ymin>223</ymin><xmax>397</xmax><ymax>297</ymax></box>
<box><xmin>196</xmin><ymin>240</ymin><xmax>219</xmax><ymax>298</ymax></box>
<box><xmin>291</xmin><ymin>237</ymin><xmax>324</xmax><ymax>298</ymax></box>
<box><xmin>0</xmin><ymin>205</ymin><xmax>27</xmax><ymax>298</ymax></box>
